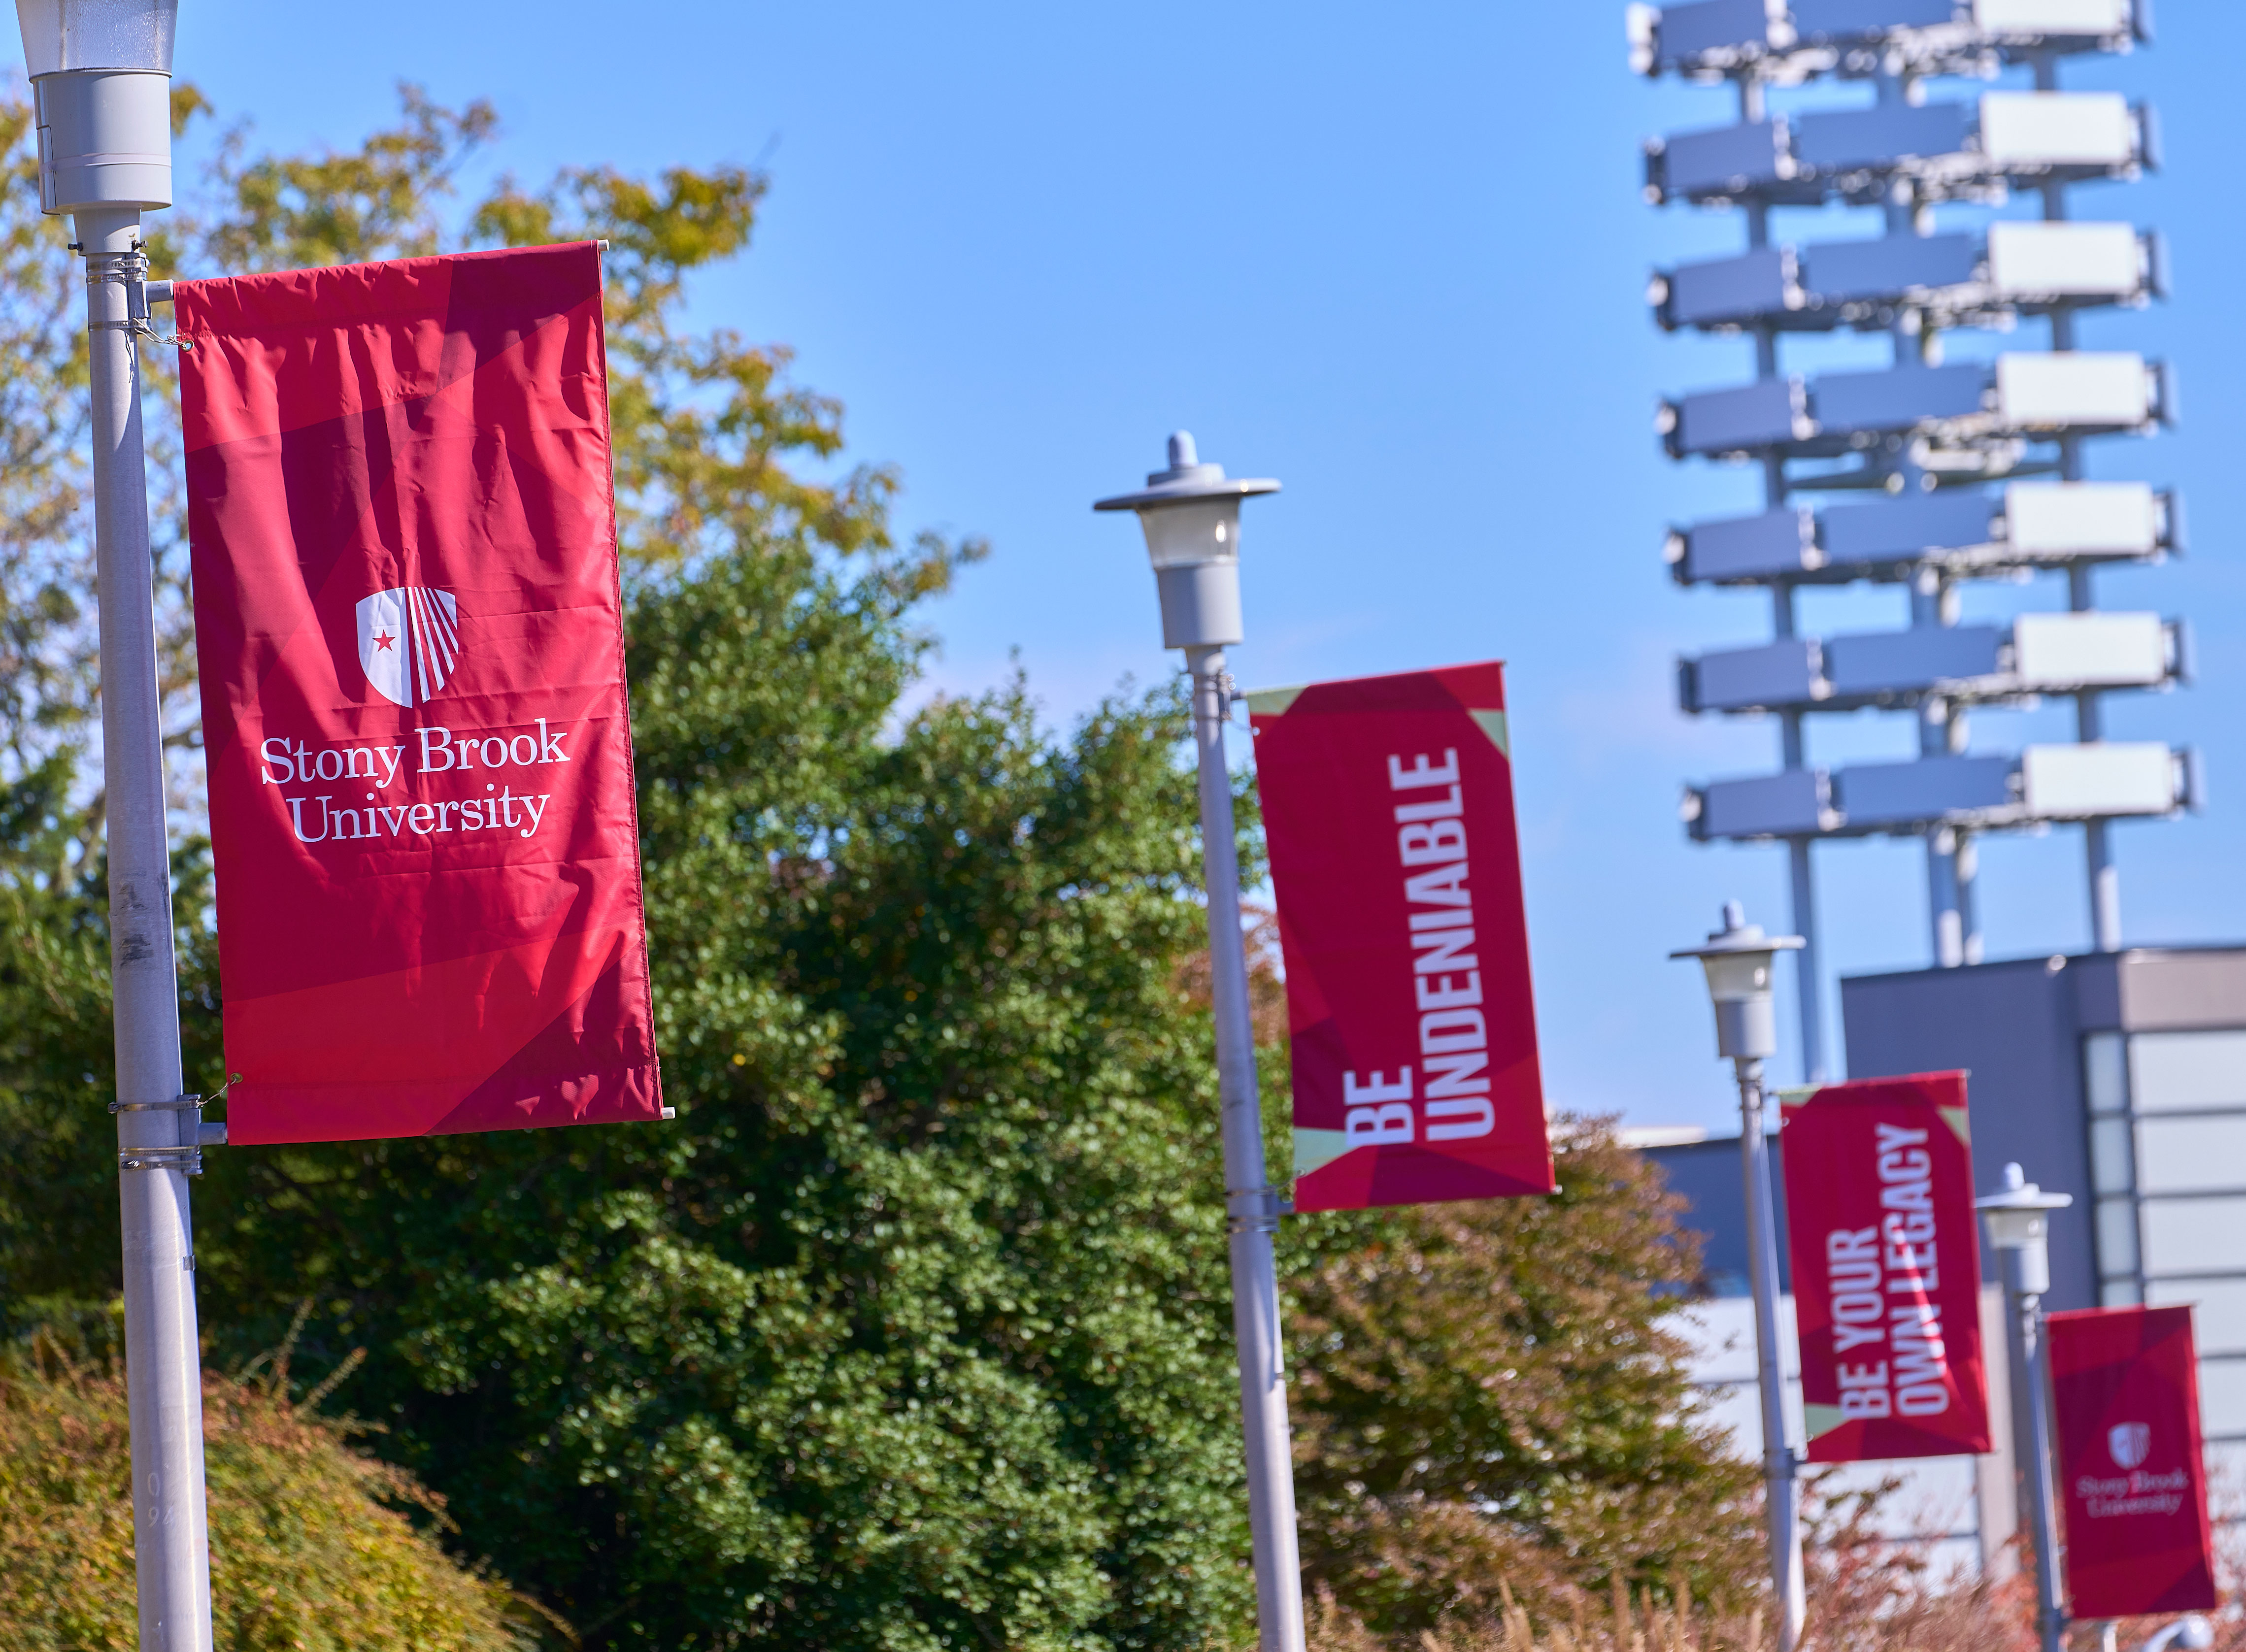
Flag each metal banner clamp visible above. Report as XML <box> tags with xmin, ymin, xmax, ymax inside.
<box><xmin>1225</xmin><ymin>1185</ymin><xmax>1292</xmax><ymax>1236</ymax></box>
<box><xmin>134</xmin><ymin>275</ymin><xmax>192</xmax><ymax>348</ymax></box>
<box><xmin>87</xmin><ymin>254</ymin><xmax>191</xmax><ymax>348</ymax></box>
<box><xmin>113</xmin><ymin>1090</ymin><xmax>228</xmax><ymax>1173</ymax></box>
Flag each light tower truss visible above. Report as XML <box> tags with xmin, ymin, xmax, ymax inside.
<box><xmin>1631</xmin><ymin>0</ymin><xmax>2193</xmax><ymax>1082</ymax></box>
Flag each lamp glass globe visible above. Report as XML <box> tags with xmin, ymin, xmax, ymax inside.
<box><xmin>16</xmin><ymin>0</ymin><xmax>176</xmax><ymax>74</ymax></box>
<box><xmin>1137</xmin><ymin>497</ymin><xmax>1243</xmax><ymax>570</ymax></box>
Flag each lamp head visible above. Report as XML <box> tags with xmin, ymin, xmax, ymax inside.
<box><xmin>1975</xmin><ymin>1161</ymin><xmax>2073</xmax><ymax>1249</ymax></box>
<box><xmin>15</xmin><ymin>0</ymin><xmax>177</xmax><ymax>217</ymax></box>
<box><xmin>1093</xmin><ymin>431</ymin><xmax>1280</xmax><ymax>651</ymax></box>
<box><xmin>1669</xmin><ymin>900</ymin><xmax>1804</xmax><ymax>1061</ymax></box>
<box><xmin>16</xmin><ymin>0</ymin><xmax>177</xmax><ymax>75</ymax></box>
<box><xmin>1976</xmin><ymin>1162</ymin><xmax>2072</xmax><ymax>1295</ymax></box>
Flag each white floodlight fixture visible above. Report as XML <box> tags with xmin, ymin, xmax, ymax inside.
<box><xmin>1976</xmin><ymin>1161</ymin><xmax>2073</xmax><ymax>1295</ymax></box>
<box><xmin>15</xmin><ymin>0</ymin><xmax>177</xmax><ymax>216</ymax></box>
<box><xmin>1093</xmin><ymin>432</ymin><xmax>1280</xmax><ymax>651</ymax></box>
<box><xmin>1671</xmin><ymin>900</ymin><xmax>1805</xmax><ymax>1061</ymax></box>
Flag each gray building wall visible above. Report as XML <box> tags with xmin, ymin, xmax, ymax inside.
<box><xmin>1842</xmin><ymin>952</ymin><xmax>2101</xmax><ymax>1311</ymax></box>
<box><xmin>1646</xmin><ymin>1134</ymin><xmax>1790</xmax><ymax>1296</ymax></box>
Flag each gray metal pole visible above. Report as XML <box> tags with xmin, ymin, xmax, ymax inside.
<box><xmin>1735</xmin><ymin>1057</ymin><xmax>1806</xmax><ymax>1652</ymax></box>
<box><xmin>1738</xmin><ymin>114</ymin><xmax>1826</xmax><ymax>1086</ymax></box>
<box><xmin>1766</xmin><ymin>580</ymin><xmax>1823</xmax><ymax>1084</ymax></box>
<box><xmin>1871</xmin><ymin>98</ymin><xmax>1980</xmax><ymax>974</ymax></box>
<box><xmin>2003</xmin><ymin>1256</ymin><xmax>2068</xmax><ymax>1652</ymax></box>
<box><xmin>2033</xmin><ymin>49</ymin><xmax>2122</xmax><ymax>956</ymax></box>
<box><xmin>1185</xmin><ymin>643</ymin><xmax>1305</xmax><ymax>1652</ymax></box>
<box><xmin>1784</xmin><ymin>838</ymin><xmax>1824</xmax><ymax>1082</ymax></box>
<box><xmin>78</xmin><ymin>203</ymin><xmax>215</xmax><ymax>1652</ymax></box>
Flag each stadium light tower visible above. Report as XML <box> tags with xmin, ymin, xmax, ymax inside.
<box><xmin>1632</xmin><ymin>0</ymin><xmax>2192</xmax><ymax>1077</ymax></box>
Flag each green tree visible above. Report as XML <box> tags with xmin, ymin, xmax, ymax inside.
<box><xmin>1285</xmin><ymin>1125</ymin><xmax>1762</xmax><ymax>1637</ymax></box>
<box><xmin>6</xmin><ymin>86</ymin><xmax>1260</xmax><ymax>1649</ymax></box>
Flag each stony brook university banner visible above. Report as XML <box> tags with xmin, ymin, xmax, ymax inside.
<box><xmin>1780</xmin><ymin>1073</ymin><xmax>1991</xmax><ymax>1461</ymax></box>
<box><xmin>2049</xmin><ymin>1305</ymin><xmax>2217</xmax><ymax>1619</ymax></box>
<box><xmin>1247</xmin><ymin>662</ymin><xmax>1553</xmax><ymax>1212</ymax></box>
<box><xmin>179</xmin><ymin>243</ymin><xmax>662</xmax><ymax>1145</ymax></box>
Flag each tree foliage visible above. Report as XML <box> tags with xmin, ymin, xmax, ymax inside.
<box><xmin>0</xmin><ymin>84</ymin><xmax>1760</xmax><ymax>1650</ymax></box>
<box><xmin>1286</xmin><ymin>1129</ymin><xmax>1761</xmax><ymax>1636</ymax></box>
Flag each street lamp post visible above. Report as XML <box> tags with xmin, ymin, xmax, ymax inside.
<box><xmin>14</xmin><ymin>2</ymin><xmax>212</xmax><ymax>1648</ymax></box>
<box><xmin>1095</xmin><ymin>432</ymin><xmax>1300</xmax><ymax>1652</ymax></box>
<box><xmin>1672</xmin><ymin>901</ymin><xmax>1808</xmax><ymax>1652</ymax></box>
<box><xmin>1977</xmin><ymin>1162</ymin><xmax>2076</xmax><ymax>1652</ymax></box>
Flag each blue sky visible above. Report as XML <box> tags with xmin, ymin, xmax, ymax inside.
<box><xmin>18</xmin><ymin>1</ymin><xmax>2245</xmax><ymax>1134</ymax></box>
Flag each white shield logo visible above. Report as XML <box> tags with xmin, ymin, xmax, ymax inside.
<box><xmin>355</xmin><ymin>586</ymin><xmax>460</xmax><ymax>708</ymax></box>
<box><xmin>2109</xmin><ymin>1421</ymin><xmax>2151</xmax><ymax>1470</ymax></box>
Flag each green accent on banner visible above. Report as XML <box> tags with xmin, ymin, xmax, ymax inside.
<box><xmin>1940</xmin><ymin>1105</ymin><xmax>1971</xmax><ymax>1144</ymax></box>
<box><xmin>1470</xmin><ymin>708</ymin><xmax>1509</xmax><ymax>757</ymax></box>
<box><xmin>1245</xmin><ymin>685</ymin><xmax>1306</xmax><ymax>718</ymax></box>
<box><xmin>1804</xmin><ymin>1402</ymin><xmax>1848</xmax><ymax>1442</ymax></box>
<box><xmin>1294</xmin><ymin>1128</ymin><xmax>1351</xmax><ymax>1177</ymax></box>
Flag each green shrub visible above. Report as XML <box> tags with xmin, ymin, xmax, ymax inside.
<box><xmin>0</xmin><ymin>1338</ymin><xmax>539</xmax><ymax>1652</ymax></box>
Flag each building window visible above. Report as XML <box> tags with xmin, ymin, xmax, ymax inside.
<box><xmin>2090</xmin><ymin>1027</ymin><xmax>2246</xmax><ymax>1447</ymax></box>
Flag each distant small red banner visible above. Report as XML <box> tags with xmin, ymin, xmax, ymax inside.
<box><xmin>1781</xmin><ymin>1072</ymin><xmax>1992</xmax><ymax>1462</ymax></box>
<box><xmin>1249</xmin><ymin>662</ymin><xmax>1553</xmax><ymax>1212</ymax></box>
<box><xmin>2049</xmin><ymin>1304</ymin><xmax>2217</xmax><ymax>1619</ymax></box>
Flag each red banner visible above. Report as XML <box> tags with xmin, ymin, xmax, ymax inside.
<box><xmin>2049</xmin><ymin>1305</ymin><xmax>2217</xmax><ymax>1619</ymax></box>
<box><xmin>180</xmin><ymin>243</ymin><xmax>661</xmax><ymax>1145</ymax></box>
<box><xmin>1780</xmin><ymin>1073</ymin><xmax>1991</xmax><ymax>1462</ymax></box>
<box><xmin>1248</xmin><ymin>662</ymin><xmax>1552</xmax><ymax>1211</ymax></box>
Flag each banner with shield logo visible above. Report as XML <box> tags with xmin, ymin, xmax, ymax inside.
<box><xmin>180</xmin><ymin>242</ymin><xmax>661</xmax><ymax>1144</ymax></box>
<box><xmin>2048</xmin><ymin>1304</ymin><xmax>2217</xmax><ymax>1619</ymax></box>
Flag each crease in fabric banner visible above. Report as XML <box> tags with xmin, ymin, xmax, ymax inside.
<box><xmin>2049</xmin><ymin>1304</ymin><xmax>2217</xmax><ymax>1619</ymax></box>
<box><xmin>1780</xmin><ymin>1071</ymin><xmax>1992</xmax><ymax>1462</ymax></box>
<box><xmin>180</xmin><ymin>241</ymin><xmax>662</xmax><ymax>1145</ymax></box>
<box><xmin>1248</xmin><ymin>661</ymin><xmax>1553</xmax><ymax>1212</ymax></box>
